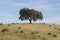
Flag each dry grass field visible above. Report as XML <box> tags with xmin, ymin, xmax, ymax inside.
<box><xmin>0</xmin><ymin>23</ymin><xmax>60</xmax><ymax>40</ymax></box>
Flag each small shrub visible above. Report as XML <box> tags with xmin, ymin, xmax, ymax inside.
<box><xmin>35</xmin><ymin>32</ymin><xmax>38</xmax><ymax>34</ymax></box>
<box><xmin>47</xmin><ymin>32</ymin><xmax>51</xmax><ymax>35</ymax></box>
<box><xmin>1</xmin><ymin>28</ymin><xmax>9</xmax><ymax>33</ymax></box>
<box><xmin>52</xmin><ymin>24</ymin><xmax>56</xmax><ymax>26</ymax></box>
<box><xmin>20</xmin><ymin>30</ymin><xmax>24</xmax><ymax>33</ymax></box>
<box><xmin>37</xmin><ymin>35</ymin><xmax>40</xmax><ymax>37</ymax></box>
<box><xmin>42</xmin><ymin>23</ymin><xmax>45</xmax><ymax>24</ymax></box>
<box><xmin>55</xmin><ymin>28</ymin><xmax>57</xmax><ymax>29</ymax></box>
<box><xmin>12</xmin><ymin>23</ymin><xmax>15</xmax><ymax>24</ymax></box>
<box><xmin>18</xmin><ymin>27</ymin><xmax>21</xmax><ymax>29</ymax></box>
<box><xmin>42</xmin><ymin>37</ymin><xmax>46</xmax><ymax>40</ymax></box>
<box><xmin>15</xmin><ymin>31</ymin><xmax>18</xmax><ymax>33</ymax></box>
<box><xmin>53</xmin><ymin>34</ymin><xmax>57</xmax><ymax>37</ymax></box>
<box><xmin>8</xmin><ymin>24</ymin><xmax>10</xmax><ymax>26</ymax></box>
<box><xmin>49</xmin><ymin>25</ymin><xmax>51</xmax><ymax>27</ymax></box>
<box><xmin>58</xmin><ymin>29</ymin><xmax>60</xmax><ymax>31</ymax></box>
<box><xmin>32</xmin><ymin>37</ymin><xmax>36</xmax><ymax>39</ymax></box>
<box><xmin>31</xmin><ymin>32</ymin><xmax>34</xmax><ymax>34</ymax></box>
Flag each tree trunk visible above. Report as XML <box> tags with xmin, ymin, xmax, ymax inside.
<box><xmin>29</xmin><ymin>19</ymin><xmax>32</xmax><ymax>24</ymax></box>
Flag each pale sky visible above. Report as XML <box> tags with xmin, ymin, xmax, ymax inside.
<box><xmin>0</xmin><ymin>0</ymin><xmax>60</xmax><ymax>24</ymax></box>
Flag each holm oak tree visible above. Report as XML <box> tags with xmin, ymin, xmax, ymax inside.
<box><xmin>19</xmin><ymin>8</ymin><xmax>43</xmax><ymax>24</ymax></box>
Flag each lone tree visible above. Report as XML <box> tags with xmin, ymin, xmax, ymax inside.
<box><xmin>19</xmin><ymin>8</ymin><xmax>43</xmax><ymax>24</ymax></box>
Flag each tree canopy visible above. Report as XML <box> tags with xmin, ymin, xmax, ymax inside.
<box><xmin>19</xmin><ymin>8</ymin><xmax>43</xmax><ymax>24</ymax></box>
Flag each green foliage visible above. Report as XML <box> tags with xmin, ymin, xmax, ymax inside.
<box><xmin>57</xmin><ymin>29</ymin><xmax>60</xmax><ymax>31</ymax></box>
<box><xmin>53</xmin><ymin>34</ymin><xmax>57</xmax><ymax>37</ymax></box>
<box><xmin>35</xmin><ymin>32</ymin><xmax>38</xmax><ymax>34</ymax></box>
<box><xmin>18</xmin><ymin>27</ymin><xmax>21</xmax><ymax>29</ymax></box>
<box><xmin>8</xmin><ymin>24</ymin><xmax>10</xmax><ymax>26</ymax></box>
<box><xmin>49</xmin><ymin>25</ymin><xmax>52</xmax><ymax>27</ymax></box>
<box><xmin>47</xmin><ymin>32</ymin><xmax>51</xmax><ymax>35</ymax></box>
<box><xmin>20</xmin><ymin>30</ymin><xmax>24</xmax><ymax>33</ymax></box>
<box><xmin>30</xmin><ymin>32</ymin><xmax>35</xmax><ymax>34</ymax></box>
<box><xmin>19</xmin><ymin>8</ymin><xmax>43</xmax><ymax>24</ymax></box>
<box><xmin>1</xmin><ymin>28</ymin><xmax>9</xmax><ymax>33</ymax></box>
<box><xmin>12</xmin><ymin>23</ymin><xmax>15</xmax><ymax>24</ymax></box>
<box><xmin>15</xmin><ymin>31</ymin><xmax>18</xmax><ymax>33</ymax></box>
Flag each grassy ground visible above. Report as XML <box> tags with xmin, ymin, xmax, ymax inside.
<box><xmin>0</xmin><ymin>23</ymin><xmax>60</xmax><ymax>40</ymax></box>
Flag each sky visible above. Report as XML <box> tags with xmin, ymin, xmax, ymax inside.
<box><xmin>0</xmin><ymin>0</ymin><xmax>60</xmax><ymax>24</ymax></box>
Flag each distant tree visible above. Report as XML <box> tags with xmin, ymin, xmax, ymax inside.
<box><xmin>19</xmin><ymin>8</ymin><xmax>43</xmax><ymax>24</ymax></box>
